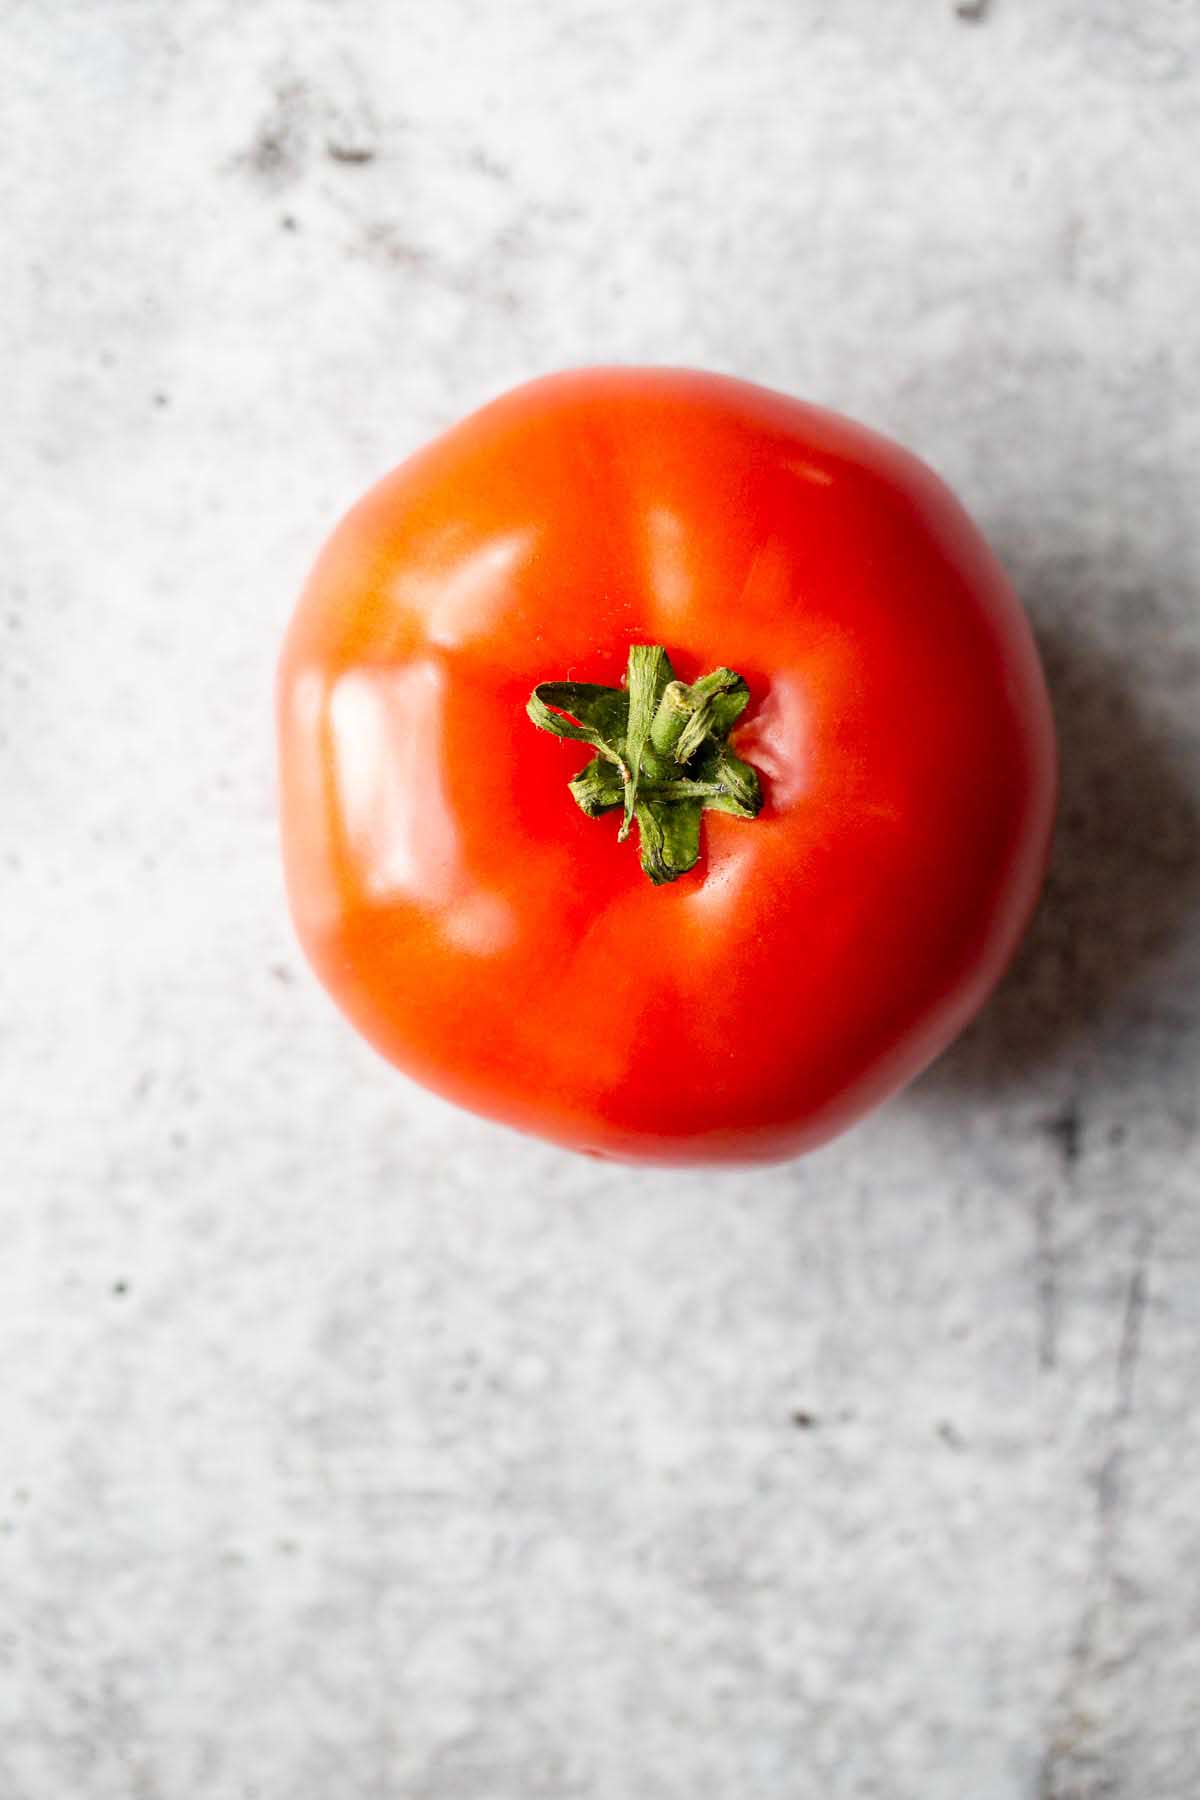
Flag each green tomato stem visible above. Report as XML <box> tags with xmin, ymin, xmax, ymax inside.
<box><xmin>526</xmin><ymin>645</ymin><xmax>764</xmax><ymax>884</ymax></box>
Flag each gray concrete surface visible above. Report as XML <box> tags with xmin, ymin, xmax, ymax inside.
<box><xmin>3</xmin><ymin>2</ymin><xmax>1200</xmax><ymax>1796</ymax></box>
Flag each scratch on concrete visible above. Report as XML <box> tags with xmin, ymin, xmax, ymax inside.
<box><xmin>1036</xmin><ymin>1224</ymin><xmax>1153</xmax><ymax>1798</ymax></box>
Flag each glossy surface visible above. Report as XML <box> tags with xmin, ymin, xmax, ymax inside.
<box><xmin>278</xmin><ymin>369</ymin><xmax>1056</xmax><ymax>1162</ymax></box>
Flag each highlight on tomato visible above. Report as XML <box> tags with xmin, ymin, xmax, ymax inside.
<box><xmin>277</xmin><ymin>368</ymin><xmax>1056</xmax><ymax>1164</ymax></box>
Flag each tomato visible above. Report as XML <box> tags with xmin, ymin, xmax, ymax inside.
<box><xmin>277</xmin><ymin>368</ymin><xmax>1055</xmax><ymax>1164</ymax></box>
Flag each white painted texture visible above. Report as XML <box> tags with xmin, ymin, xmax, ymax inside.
<box><xmin>2</xmin><ymin>2</ymin><xmax>1199</xmax><ymax>1796</ymax></box>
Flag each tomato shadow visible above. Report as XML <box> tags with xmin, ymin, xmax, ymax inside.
<box><xmin>915</xmin><ymin>597</ymin><xmax>1200</xmax><ymax>1106</ymax></box>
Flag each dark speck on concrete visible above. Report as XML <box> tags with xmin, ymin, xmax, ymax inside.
<box><xmin>1043</xmin><ymin>1105</ymin><xmax>1083</xmax><ymax>1168</ymax></box>
<box><xmin>280</xmin><ymin>214</ymin><xmax>298</xmax><ymax>231</ymax></box>
<box><xmin>326</xmin><ymin>141</ymin><xmax>375</xmax><ymax>165</ymax></box>
<box><xmin>938</xmin><ymin>1421</ymin><xmax>966</xmax><ymax>1449</ymax></box>
<box><xmin>790</xmin><ymin>1410</ymin><xmax>817</xmax><ymax>1430</ymax></box>
<box><xmin>112</xmin><ymin>1281</ymin><xmax>128</xmax><ymax>1297</ymax></box>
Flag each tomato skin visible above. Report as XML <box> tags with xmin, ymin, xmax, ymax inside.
<box><xmin>277</xmin><ymin>369</ymin><xmax>1056</xmax><ymax>1164</ymax></box>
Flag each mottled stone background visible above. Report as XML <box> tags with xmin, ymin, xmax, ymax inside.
<box><xmin>3</xmin><ymin>2</ymin><xmax>1199</xmax><ymax>1796</ymax></box>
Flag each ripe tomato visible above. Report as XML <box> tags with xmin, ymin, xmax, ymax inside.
<box><xmin>277</xmin><ymin>369</ymin><xmax>1055</xmax><ymax>1164</ymax></box>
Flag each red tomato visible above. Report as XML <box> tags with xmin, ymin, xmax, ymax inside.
<box><xmin>277</xmin><ymin>369</ymin><xmax>1055</xmax><ymax>1164</ymax></box>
